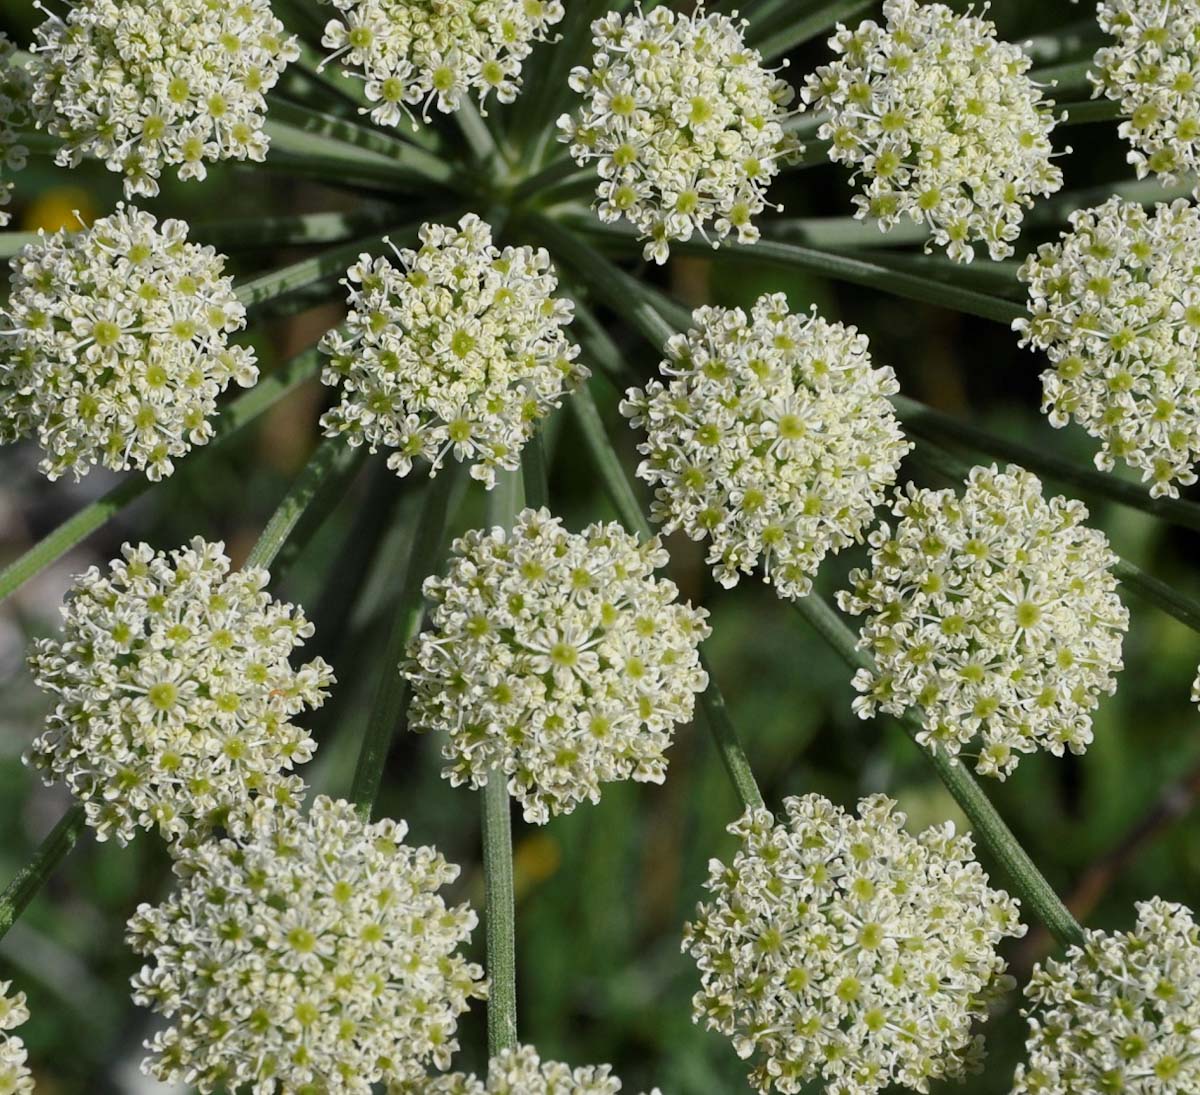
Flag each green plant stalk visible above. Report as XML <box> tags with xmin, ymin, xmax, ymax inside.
<box><xmin>1060</xmin><ymin>99</ymin><xmax>1123</xmax><ymax>126</ymax></box>
<box><xmin>349</xmin><ymin>468</ymin><xmax>461</xmax><ymax>817</ymax></box>
<box><xmin>244</xmin><ymin>437</ymin><xmax>365</xmax><ymax>571</ymax></box>
<box><xmin>456</xmin><ymin>99</ymin><xmax>504</xmax><ymax>168</ymax></box>
<box><xmin>482</xmin><ymin>466</ymin><xmax>524</xmax><ymax>1056</ymax></box>
<box><xmin>521</xmin><ymin>432</ymin><xmax>550</xmax><ymax>511</ymax></box>
<box><xmin>893</xmin><ymin>395</ymin><xmax>1200</xmax><ymax>535</ymax></box>
<box><xmin>0</xmin><ymin>344</ymin><xmax>324</xmax><ymax>605</ymax></box>
<box><xmin>755</xmin><ymin>0</ymin><xmax>877</xmax><ymax>63</ymax></box>
<box><xmin>0</xmin><ymin>806</ymin><xmax>87</xmax><ymax>943</ymax></box>
<box><xmin>235</xmin><ymin>224</ymin><xmax>419</xmax><ymax>309</ymax></box>
<box><xmin>569</xmin><ymin>383</ymin><xmax>765</xmax><ymax>812</ymax></box>
<box><xmin>268</xmin><ymin>98</ymin><xmax>456</xmax><ymax>186</ymax></box>
<box><xmin>193</xmin><ymin>209</ymin><xmax>397</xmax><ymax>251</ymax></box>
<box><xmin>0</xmin><ymin>434</ymin><xmax>360</xmax><ymax>943</ymax></box>
<box><xmin>791</xmin><ymin>591</ymin><xmax>1086</xmax><ymax>947</ymax></box>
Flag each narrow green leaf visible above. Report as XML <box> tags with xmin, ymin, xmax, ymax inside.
<box><xmin>754</xmin><ymin>0</ymin><xmax>877</xmax><ymax>63</ymax></box>
<box><xmin>0</xmin><ymin>806</ymin><xmax>87</xmax><ymax>943</ymax></box>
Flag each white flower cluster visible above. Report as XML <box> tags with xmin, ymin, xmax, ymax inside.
<box><xmin>558</xmin><ymin>4</ymin><xmax>801</xmax><ymax>264</ymax></box>
<box><xmin>320</xmin><ymin>215</ymin><xmax>584</xmax><ymax>489</ymax></box>
<box><xmin>0</xmin><ymin>35</ymin><xmax>32</xmax><ymax>229</ymax></box>
<box><xmin>320</xmin><ymin>0</ymin><xmax>564</xmax><ymax>126</ymax></box>
<box><xmin>29</xmin><ymin>0</ymin><xmax>298</xmax><ymax>197</ymax></box>
<box><xmin>128</xmin><ymin>795</ymin><xmax>486</xmax><ymax>1093</ymax></box>
<box><xmin>839</xmin><ymin>466</ymin><xmax>1128</xmax><ymax>779</ymax></box>
<box><xmin>0</xmin><ymin>982</ymin><xmax>33</xmax><ymax>1095</ymax></box>
<box><xmin>392</xmin><ymin>1044</ymin><xmax>660</xmax><ymax>1094</ymax></box>
<box><xmin>683</xmin><ymin>794</ymin><xmax>1025</xmax><ymax>1094</ymax></box>
<box><xmin>405</xmin><ymin>508</ymin><xmax>710</xmax><ymax>824</ymax></box>
<box><xmin>0</xmin><ymin>205</ymin><xmax>258</xmax><ymax>482</ymax></box>
<box><xmin>1092</xmin><ymin>0</ymin><xmax>1200</xmax><ymax>192</ymax></box>
<box><xmin>1013</xmin><ymin>898</ymin><xmax>1200</xmax><ymax>1094</ymax></box>
<box><xmin>1015</xmin><ymin>197</ymin><xmax>1200</xmax><ymax>498</ymax></box>
<box><xmin>621</xmin><ymin>294</ymin><xmax>910</xmax><ymax>601</ymax></box>
<box><xmin>26</xmin><ymin>538</ymin><xmax>333</xmax><ymax>845</ymax></box>
<box><xmin>804</xmin><ymin>0</ymin><xmax>1064</xmax><ymax>262</ymax></box>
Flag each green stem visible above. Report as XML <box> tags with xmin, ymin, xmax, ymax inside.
<box><xmin>456</xmin><ymin>99</ymin><xmax>503</xmax><ymax>168</ymax></box>
<box><xmin>791</xmin><ymin>592</ymin><xmax>1085</xmax><ymax>947</ymax></box>
<box><xmin>193</xmin><ymin>209</ymin><xmax>397</xmax><ymax>251</ymax></box>
<box><xmin>1060</xmin><ymin>99</ymin><xmax>1123</xmax><ymax>127</ymax></box>
<box><xmin>268</xmin><ymin>98</ymin><xmax>456</xmax><ymax>186</ymax></box>
<box><xmin>235</xmin><ymin>225</ymin><xmax>414</xmax><ymax>309</ymax></box>
<box><xmin>0</xmin><ymin>806</ymin><xmax>87</xmax><ymax>943</ymax></box>
<box><xmin>243</xmin><ymin>437</ymin><xmax>365</xmax><ymax>571</ymax></box>
<box><xmin>0</xmin><ymin>345</ymin><xmax>324</xmax><ymax>605</ymax></box>
<box><xmin>482</xmin><ymin>467</ymin><xmax>524</xmax><ymax>1056</ymax></box>
<box><xmin>698</xmin><ymin>653</ymin><xmax>766</xmax><ymax>811</ymax></box>
<box><xmin>754</xmin><ymin>0</ymin><xmax>877</xmax><ymax>63</ymax></box>
<box><xmin>521</xmin><ymin>433</ymin><xmax>550</xmax><ymax>511</ymax></box>
<box><xmin>349</xmin><ymin>469</ymin><xmax>462</xmax><ymax>817</ymax></box>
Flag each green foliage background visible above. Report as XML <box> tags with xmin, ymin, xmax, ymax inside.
<box><xmin>1</xmin><ymin>0</ymin><xmax>1198</xmax><ymax>1091</ymax></box>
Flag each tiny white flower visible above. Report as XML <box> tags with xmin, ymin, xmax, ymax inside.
<box><xmin>1014</xmin><ymin>898</ymin><xmax>1200</xmax><ymax>1094</ymax></box>
<box><xmin>683</xmin><ymin>794</ymin><xmax>1025</xmax><ymax>1094</ymax></box>
<box><xmin>404</xmin><ymin>508</ymin><xmax>710</xmax><ymax>824</ymax></box>
<box><xmin>621</xmin><ymin>293</ymin><xmax>910</xmax><ymax>600</ymax></box>
<box><xmin>128</xmin><ymin>795</ymin><xmax>486</xmax><ymax>1092</ymax></box>
<box><xmin>839</xmin><ymin>465</ymin><xmax>1128</xmax><ymax>779</ymax></box>
<box><xmin>319</xmin><ymin>214</ymin><xmax>585</xmax><ymax>489</ymax></box>
<box><xmin>1092</xmin><ymin>0</ymin><xmax>1200</xmax><ymax>193</ymax></box>
<box><xmin>28</xmin><ymin>0</ymin><xmax>298</xmax><ymax>197</ymax></box>
<box><xmin>319</xmin><ymin>0</ymin><xmax>563</xmax><ymax>125</ymax></box>
<box><xmin>26</xmin><ymin>538</ymin><xmax>333</xmax><ymax>845</ymax></box>
<box><xmin>1015</xmin><ymin>196</ymin><xmax>1200</xmax><ymax>498</ymax></box>
<box><xmin>804</xmin><ymin>0</ymin><xmax>1064</xmax><ymax>262</ymax></box>
<box><xmin>0</xmin><ymin>204</ymin><xmax>257</xmax><ymax>481</ymax></box>
<box><xmin>559</xmin><ymin>3</ymin><xmax>801</xmax><ymax>264</ymax></box>
<box><xmin>391</xmin><ymin>1044</ymin><xmax>662</xmax><ymax>1095</ymax></box>
<box><xmin>0</xmin><ymin>981</ymin><xmax>33</xmax><ymax>1095</ymax></box>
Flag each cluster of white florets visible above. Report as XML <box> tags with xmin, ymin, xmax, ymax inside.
<box><xmin>1092</xmin><ymin>0</ymin><xmax>1200</xmax><ymax>192</ymax></box>
<box><xmin>804</xmin><ymin>0</ymin><xmax>1063</xmax><ymax>261</ymax></box>
<box><xmin>621</xmin><ymin>294</ymin><xmax>910</xmax><ymax>601</ymax></box>
<box><xmin>559</xmin><ymin>4</ymin><xmax>801</xmax><ymax>264</ymax></box>
<box><xmin>0</xmin><ymin>205</ymin><xmax>258</xmax><ymax>482</ymax></box>
<box><xmin>1015</xmin><ymin>197</ymin><xmax>1200</xmax><ymax>498</ymax></box>
<box><xmin>0</xmin><ymin>35</ymin><xmax>32</xmax><ymax>228</ymax></box>
<box><xmin>26</xmin><ymin>539</ymin><xmax>333</xmax><ymax>845</ymax></box>
<box><xmin>1013</xmin><ymin>898</ymin><xmax>1200</xmax><ymax>1094</ymax></box>
<box><xmin>320</xmin><ymin>0</ymin><xmax>564</xmax><ymax>126</ymax></box>
<box><xmin>684</xmin><ymin>794</ymin><xmax>1024</xmax><ymax>1094</ymax></box>
<box><xmin>839</xmin><ymin>466</ymin><xmax>1128</xmax><ymax>779</ymax></box>
<box><xmin>320</xmin><ymin>215</ymin><xmax>584</xmax><ymax>489</ymax></box>
<box><xmin>405</xmin><ymin>508</ymin><xmax>710</xmax><ymax>824</ymax></box>
<box><xmin>28</xmin><ymin>0</ymin><xmax>298</xmax><ymax>197</ymax></box>
<box><xmin>0</xmin><ymin>983</ymin><xmax>33</xmax><ymax>1095</ymax></box>
<box><xmin>393</xmin><ymin>1044</ymin><xmax>660</xmax><ymax>1094</ymax></box>
<box><xmin>128</xmin><ymin>795</ymin><xmax>486</xmax><ymax>1092</ymax></box>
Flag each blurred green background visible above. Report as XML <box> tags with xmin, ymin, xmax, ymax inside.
<box><xmin>1</xmin><ymin>1</ymin><xmax>1198</xmax><ymax>1091</ymax></box>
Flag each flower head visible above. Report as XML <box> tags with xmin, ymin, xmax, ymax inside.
<box><xmin>684</xmin><ymin>794</ymin><xmax>1025</xmax><ymax>1094</ymax></box>
<box><xmin>838</xmin><ymin>465</ymin><xmax>1128</xmax><ymax>778</ymax></box>
<box><xmin>128</xmin><ymin>795</ymin><xmax>486</xmax><ymax>1093</ymax></box>
<box><xmin>1092</xmin><ymin>0</ymin><xmax>1200</xmax><ymax>192</ymax></box>
<box><xmin>0</xmin><ymin>982</ymin><xmax>33</xmax><ymax>1095</ymax></box>
<box><xmin>0</xmin><ymin>35</ymin><xmax>33</xmax><ymax>229</ymax></box>
<box><xmin>405</xmin><ymin>508</ymin><xmax>710</xmax><ymax>824</ymax></box>
<box><xmin>29</xmin><ymin>0</ymin><xmax>298</xmax><ymax>197</ymax></box>
<box><xmin>1014</xmin><ymin>898</ymin><xmax>1200</xmax><ymax>1094</ymax></box>
<box><xmin>1015</xmin><ymin>197</ymin><xmax>1200</xmax><ymax>498</ymax></box>
<box><xmin>391</xmin><ymin>1044</ymin><xmax>661</xmax><ymax>1094</ymax></box>
<box><xmin>558</xmin><ymin>4</ymin><xmax>801</xmax><ymax>264</ymax></box>
<box><xmin>27</xmin><ymin>538</ymin><xmax>333</xmax><ymax>845</ymax></box>
<box><xmin>804</xmin><ymin>0</ymin><xmax>1063</xmax><ymax>261</ymax></box>
<box><xmin>621</xmin><ymin>294</ymin><xmax>910</xmax><ymax>600</ymax></box>
<box><xmin>319</xmin><ymin>0</ymin><xmax>563</xmax><ymax>126</ymax></box>
<box><xmin>320</xmin><ymin>215</ymin><xmax>583</xmax><ymax>488</ymax></box>
<box><xmin>0</xmin><ymin>204</ymin><xmax>258</xmax><ymax>481</ymax></box>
